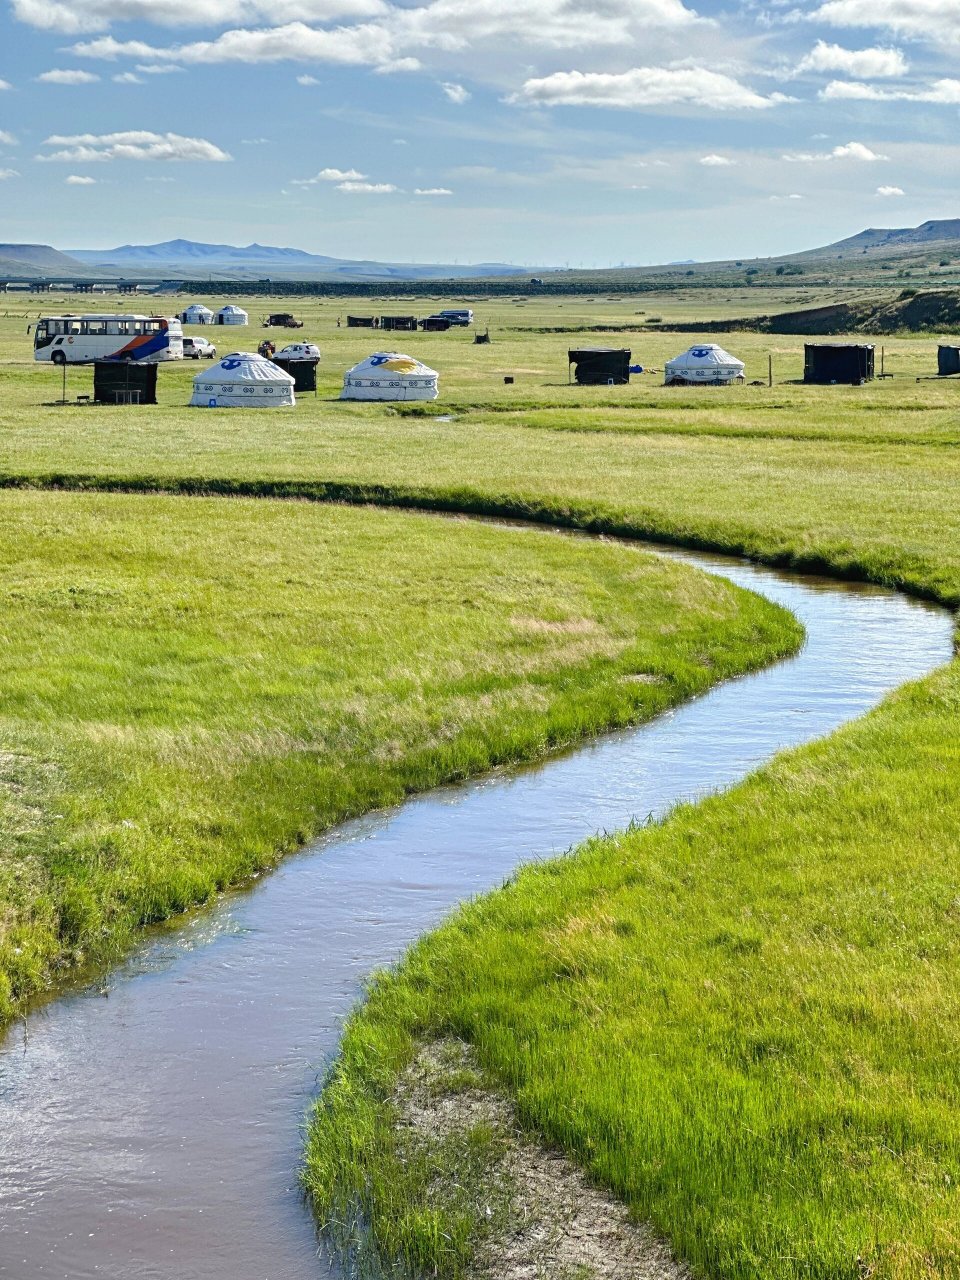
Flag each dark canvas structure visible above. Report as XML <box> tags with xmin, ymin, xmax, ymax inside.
<box><xmin>568</xmin><ymin>348</ymin><xmax>631</xmax><ymax>385</ymax></box>
<box><xmin>347</xmin><ymin>315</ymin><xmax>377</xmax><ymax>328</ymax></box>
<box><xmin>938</xmin><ymin>345</ymin><xmax>960</xmax><ymax>376</ymax></box>
<box><xmin>93</xmin><ymin>360</ymin><xmax>158</xmax><ymax>405</ymax></box>
<box><xmin>380</xmin><ymin>315</ymin><xmax>418</xmax><ymax>331</ymax></box>
<box><xmin>272</xmin><ymin>357</ymin><xmax>319</xmax><ymax>392</ymax></box>
<box><xmin>804</xmin><ymin>344</ymin><xmax>875</xmax><ymax>384</ymax></box>
<box><xmin>419</xmin><ymin>316</ymin><xmax>451</xmax><ymax>331</ymax></box>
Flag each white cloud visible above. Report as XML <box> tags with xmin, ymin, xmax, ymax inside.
<box><xmin>783</xmin><ymin>140</ymin><xmax>888</xmax><ymax>161</ymax></box>
<box><xmin>440</xmin><ymin>81</ymin><xmax>470</xmax><ymax>103</ymax></box>
<box><xmin>770</xmin><ymin>192</ymin><xmax>804</xmax><ymax>200</ymax></box>
<box><xmin>795</xmin><ymin>40</ymin><xmax>907</xmax><ymax>77</ymax></box>
<box><xmin>414</xmin><ymin>186</ymin><xmax>453</xmax><ymax>194</ymax></box>
<box><xmin>135</xmin><ymin>62</ymin><xmax>183</xmax><ymax>73</ymax></box>
<box><xmin>36</xmin><ymin>68</ymin><xmax>100</xmax><ymax>83</ymax></box>
<box><xmin>810</xmin><ymin>0</ymin><xmax>960</xmax><ymax>47</ymax></box>
<box><xmin>0</xmin><ymin>130</ymin><xmax>18</xmax><ymax>145</ymax></box>
<box><xmin>699</xmin><ymin>153</ymin><xmax>735</xmax><ymax>165</ymax></box>
<box><xmin>0</xmin><ymin>80</ymin><xmax>11</xmax><ymax>90</ymax></box>
<box><xmin>292</xmin><ymin>166</ymin><xmax>366</xmax><ymax>183</ymax></box>
<box><xmin>13</xmin><ymin>0</ymin><xmax>386</xmax><ymax>34</ymax></box>
<box><xmin>70</xmin><ymin>23</ymin><xmax>419</xmax><ymax>72</ymax></box>
<box><xmin>337</xmin><ymin>179</ymin><xmax>396</xmax><ymax>191</ymax></box>
<box><xmin>821</xmin><ymin>78</ymin><xmax>960</xmax><ymax>103</ymax></box>
<box><xmin>876</xmin><ymin>184</ymin><xmax>905</xmax><ymax>196</ymax></box>
<box><xmin>512</xmin><ymin>66</ymin><xmax>792</xmax><ymax>111</ymax></box>
<box><xmin>38</xmin><ymin>130</ymin><xmax>231</xmax><ymax>162</ymax></box>
<box><xmin>0</xmin><ymin>168</ymin><xmax>19</xmax><ymax>179</ymax></box>
<box><xmin>113</xmin><ymin>71</ymin><xmax>143</xmax><ymax>82</ymax></box>
<box><xmin>65</xmin><ymin>173</ymin><xmax>96</xmax><ymax>184</ymax></box>
<box><xmin>297</xmin><ymin>74</ymin><xmax>320</xmax><ymax>84</ymax></box>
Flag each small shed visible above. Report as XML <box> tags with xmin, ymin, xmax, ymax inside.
<box><xmin>93</xmin><ymin>360</ymin><xmax>158</xmax><ymax>405</ymax></box>
<box><xmin>180</xmin><ymin>304</ymin><xmax>214</xmax><ymax>325</ymax></box>
<box><xmin>273</xmin><ymin>343</ymin><xmax>320</xmax><ymax>393</ymax></box>
<box><xmin>380</xmin><ymin>315</ymin><xmax>418</xmax><ymax>331</ymax></box>
<box><xmin>804</xmin><ymin>343</ymin><xmax>875</xmax><ymax>384</ymax></box>
<box><xmin>664</xmin><ymin>343</ymin><xmax>745</xmax><ymax>387</ymax></box>
<box><xmin>937</xmin><ymin>345</ymin><xmax>960</xmax><ymax>376</ymax></box>
<box><xmin>340</xmin><ymin>352</ymin><xmax>438</xmax><ymax>401</ymax></box>
<box><xmin>215</xmin><ymin>305</ymin><xmax>249</xmax><ymax>327</ymax></box>
<box><xmin>568</xmin><ymin>348</ymin><xmax>630</xmax><ymax>385</ymax></box>
<box><xmin>190</xmin><ymin>351</ymin><xmax>295</xmax><ymax>407</ymax></box>
<box><xmin>347</xmin><ymin>315</ymin><xmax>377</xmax><ymax>328</ymax></box>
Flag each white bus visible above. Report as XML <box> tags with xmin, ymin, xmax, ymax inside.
<box><xmin>33</xmin><ymin>314</ymin><xmax>183</xmax><ymax>365</ymax></box>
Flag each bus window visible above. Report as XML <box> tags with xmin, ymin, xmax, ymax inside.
<box><xmin>67</xmin><ymin>320</ymin><xmax>81</xmax><ymax>336</ymax></box>
<box><xmin>49</xmin><ymin>320</ymin><xmax>65</xmax><ymax>336</ymax></box>
<box><xmin>105</xmin><ymin>320</ymin><xmax>120</xmax><ymax>335</ymax></box>
<box><xmin>132</xmin><ymin>321</ymin><xmax>144</xmax><ymax>335</ymax></box>
<box><xmin>35</xmin><ymin>322</ymin><xmax>47</xmax><ymax>341</ymax></box>
<box><xmin>145</xmin><ymin>320</ymin><xmax>161</xmax><ymax>333</ymax></box>
<box><xmin>85</xmin><ymin>319</ymin><xmax>106</xmax><ymax>336</ymax></box>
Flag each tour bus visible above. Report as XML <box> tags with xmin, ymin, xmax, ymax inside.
<box><xmin>32</xmin><ymin>314</ymin><xmax>184</xmax><ymax>364</ymax></box>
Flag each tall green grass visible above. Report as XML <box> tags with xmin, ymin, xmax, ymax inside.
<box><xmin>0</xmin><ymin>490</ymin><xmax>795</xmax><ymax>1020</ymax></box>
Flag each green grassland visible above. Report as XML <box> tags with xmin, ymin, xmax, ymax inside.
<box><xmin>0</xmin><ymin>489</ymin><xmax>795</xmax><ymax>1021</ymax></box>
<box><xmin>3</xmin><ymin>292</ymin><xmax>960</xmax><ymax>1277</ymax></box>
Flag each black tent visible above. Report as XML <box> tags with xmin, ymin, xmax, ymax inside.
<box><xmin>804</xmin><ymin>344</ymin><xmax>875</xmax><ymax>385</ymax></box>
<box><xmin>380</xmin><ymin>315</ymin><xmax>418</xmax><ymax>331</ymax></box>
<box><xmin>419</xmin><ymin>316</ymin><xmax>451</xmax><ymax>331</ymax></box>
<box><xmin>938</xmin><ymin>345</ymin><xmax>960</xmax><ymax>376</ymax></box>
<box><xmin>568</xmin><ymin>348</ymin><xmax>631</xmax><ymax>386</ymax></box>
<box><xmin>93</xmin><ymin>360</ymin><xmax>158</xmax><ymax>405</ymax></box>
<box><xmin>272</xmin><ymin>357</ymin><xmax>319</xmax><ymax>393</ymax></box>
<box><xmin>346</xmin><ymin>315</ymin><xmax>377</xmax><ymax>328</ymax></box>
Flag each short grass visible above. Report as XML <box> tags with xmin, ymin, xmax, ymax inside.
<box><xmin>0</xmin><ymin>489</ymin><xmax>795</xmax><ymax>1019</ymax></box>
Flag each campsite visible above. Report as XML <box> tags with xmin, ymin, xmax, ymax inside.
<box><xmin>2</xmin><ymin>278</ymin><xmax>960</xmax><ymax>1280</ymax></box>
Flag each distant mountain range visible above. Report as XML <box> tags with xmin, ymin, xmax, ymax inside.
<box><xmin>65</xmin><ymin>239</ymin><xmax>528</xmax><ymax>281</ymax></box>
<box><xmin>818</xmin><ymin>219</ymin><xmax>960</xmax><ymax>256</ymax></box>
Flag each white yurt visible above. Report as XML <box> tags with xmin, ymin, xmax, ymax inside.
<box><xmin>190</xmin><ymin>352</ymin><xmax>295</xmax><ymax>408</ymax></box>
<box><xmin>340</xmin><ymin>352</ymin><xmax>438</xmax><ymax>401</ymax></box>
<box><xmin>179</xmin><ymin>303</ymin><xmax>214</xmax><ymax>325</ymax></box>
<box><xmin>664</xmin><ymin>343</ymin><xmax>745</xmax><ymax>386</ymax></box>
<box><xmin>215</xmin><ymin>305</ymin><xmax>249</xmax><ymax>327</ymax></box>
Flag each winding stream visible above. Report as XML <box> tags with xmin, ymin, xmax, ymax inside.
<box><xmin>0</xmin><ymin>539</ymin><xmax>954</xmax><ymax>1280</ymax></box>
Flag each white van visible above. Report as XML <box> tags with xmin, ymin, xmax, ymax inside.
<box><xmin>437</xmin><ymin>309</ymin><xmax>473</xmax><ymax>326</ymax></box>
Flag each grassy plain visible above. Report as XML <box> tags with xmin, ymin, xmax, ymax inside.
<box><xmin>0</xmin><ymin>489</ymin><xmax>795</xmax><ymax>1020</ymax></box>
<box><xmin>2</xmin><ymin>291</ymin><xmax>960</xmax><ymax>1277</ymax></box>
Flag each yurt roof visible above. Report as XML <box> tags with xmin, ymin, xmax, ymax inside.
<box><xmin>183</xmin><ymin>303</ymin><xmax>213</xmax><ymax>314</ymax></box>
<box><xmin>665</xmin><ymin>343</ymin><xmax>744</xmax><ymax>370</ymax></box>
<box><xmin>217</xmin><ymin>304</ymin><xmax>248</xmax><ymax>315</ymax></box>
<box><xmin>345</xmin><ymin>352</ymin><xmax>437</xmax><ymax>379</ymax></box>
<box><xmin>196</xmin><ymin>352</ymin><xmax>294</xmax><ymax>384</ymax></box>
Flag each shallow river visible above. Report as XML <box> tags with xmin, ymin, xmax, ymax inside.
<box><xmin>0</xmin><ymin>540</ymin><xmax>954</xmax><ymax>1280</ymax></box>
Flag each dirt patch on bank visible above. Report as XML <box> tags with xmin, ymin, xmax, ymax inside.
<box><xmin>394</xmin><ymin>1039</ymin><xmax>689</xmax><ymax>1280</ymax></box>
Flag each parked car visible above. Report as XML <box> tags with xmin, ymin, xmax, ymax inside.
<box><xmin>182</xmin><ymin>335</ymin><xmax>217</xmax><ymax>360</ymax></box>
<box><xmin>275</xmin><ymin>342</ymin><xmax>320</xmax><ymax>359</ymax></box>
<box><xmin>437</xmin><ymin>308</ymin><xmax>473</xmax><ymax>326</ymax></box>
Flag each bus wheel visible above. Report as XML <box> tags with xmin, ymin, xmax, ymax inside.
<box><xmin>51</xmin><ymin>351</ymin><xmax>66</xmax><ymax>366</ymax></box>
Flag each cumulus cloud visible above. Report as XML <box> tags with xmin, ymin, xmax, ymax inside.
<box><xmin>699</xmin><ymin>153</ymin><xmax>735</xmax><ymax>165</ymax></box>
<box><xmin>71</xmin><ymin>23</ymin><xmax>419</xmax><ymax>73</ymax></box>
<box><xmin>810</xmin><ymin>0</ymin><xmax>960</xmax><ymax>47</ymax></box>
<box><xmin>876</xmin><ymin>184</ymin><xmax>905</xmax><ymax>195</ymax></box>
<box><xmin>783</xmin><ymin>140</ymin><xmax>888</xmax><ymax>161</ymax></box>
<box><xmin>38</xmin><ymin>130</ymin><xmax>231</xmax><ymax>162</ymax></box>
<box><xmin>36</xmin><ymin>68</ymin><xmax>100</xmax><ymax>83</ymax></box>
<box><xmin>291</xmin><ymin>166</ymin><xmax>366</xmax><ymax>183</ymax></box>
<box><xmin>0</xmin><ymin>168</ymin><xmax>19</xmax><ymax>179</ymax></box>
<box><xmin>0</xmin><ymin>130</ymin><xmax>18</xmax><ymax>145</ymax></box>
<box><xmin>113</xmin><ymin>71</ymin><xmax>143</xmax><ymax>82</ymax></box>
<box><xmin>440</xmin><ymin>81</ymin><xmax>469</xmax><ymax>103</ymax></box>
<box><xmin>770</xmin><ymin>192</ymin><xmax>804</xmax><ymax>200</ymax></box>
<box><xmin>297</xmin><ymin>74</ymin><xmax>320</xmax><ymax>84</ymax></box>
<box><xmin>65</xmin><ymin>173</ymin><xmax>96</xmax><ymax>183</ymax></box>
<box><xmin>0</xmin><ymin>80</ymin><xmax>10</xmax><ymax>90</ymax></box>
<box><xmin>512</xmin><ymin>66</ymin><xmax>792</xmax><ymax>111</ymax></box>
<box><xmin>12</xmin><ymin>0</ymin><xmax>386</xmax><ymax>34</ymax></box>
<box><xmin>414</xmin><ymin>186</ymin><xmax>453</xmax><ymax>194</ymax></box>
<box><xmin>336</xmin><ymin>179</ymin><xmax>396</xmax><ymax>191</ymax></box>
<box><xmin>821</xmin><ymin>77</ymin><xmax>960</xmax><ymax>103</ymax></box>
<box><xmin>795</xmin><ymin>39</ymin><xmax>907</xmax><ymax>77</ymax></box>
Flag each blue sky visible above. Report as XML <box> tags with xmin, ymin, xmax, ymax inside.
<box><xmin>0</xmin><ymin>0</ymin><xmax>958</xmax><ymax>266</ymax></box>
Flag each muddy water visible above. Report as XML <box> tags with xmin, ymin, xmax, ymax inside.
<box><xmin>0</xmin><ymin>544</ymin><xmax>954</xmax><ymax>1280</ymax></box>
